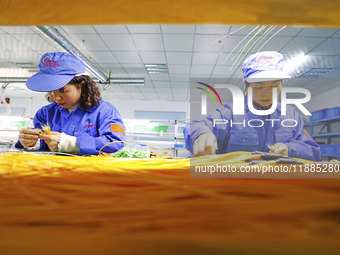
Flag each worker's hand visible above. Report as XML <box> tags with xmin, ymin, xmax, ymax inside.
<box><xmin>272</xmin><ymin>143</ymin><xmax>289</xmax><ymax>156</ymax></box>
<box><xmin>193</xmin><ymin>133</ymin><xmax>218</xmax><ymax>157</ymax></box>
<box><xmin>39</xmin><ymin>132</ymin><xmax>61</xmax><ymax>152</ymax></box>
<box><xmin>18</xmin><ymin>128</ymin><xmax>40</xmax><ymax>147</ymax></box>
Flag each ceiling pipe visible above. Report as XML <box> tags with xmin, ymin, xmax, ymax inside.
<box><xmin>0</xmin><ymin>78</ymin><xmax>28</xmax><ymax>83</ymax></box>
<box><xmin>0</xmin><ymin>77</ymin><xmax>145</xmax><ymax>87</ymax></box>
<box><xmin>35</xmin><ymin>26</ymin><xmax>108</xmax><ymax>84</ymax></box>
<box><xmin>2</xmin><ymin>26</ymin><xmax>145</xmax><ymax>89</ymax></box>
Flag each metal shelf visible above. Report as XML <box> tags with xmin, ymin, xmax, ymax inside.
<box><xmin>125</xmin><ymin>119</ymin><xmax>188</xmax><ymax>157</ymax></box>
<box><xmin>322</xmin><ymin>153</ymin><xmax>340</xmax><ymax>157</ymax></box>
<box><xmin>305</xmin><ymin>116</ymin><xmax>340</xmax><ymax>125</ymax></box>
<box><xmin>306</xmin><ymin>113</ymin><xmax>340</xmax><ymax>159</ymax></box>
<box><xmin>312</xmin><ymin>132</ymin><xmax>340</xmax><ymax>137</ymax></box>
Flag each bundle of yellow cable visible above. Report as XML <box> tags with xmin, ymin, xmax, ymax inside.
<box><xmin>1</xmin><ymin>152</ymin><xmax>340</xmax><ymax>255</ymax></box>
<box><xmin>0</xmin><ymin>152</ymin><xmax>190</xmax><ymax>178</ymax></box>
<box><xmin>36</xmin><ymin>123</ymin><xmax>52</xmax><ymax>135</ymax></box>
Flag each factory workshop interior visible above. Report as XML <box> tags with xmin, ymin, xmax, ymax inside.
<box><xmin>1</xmin><ymin>1</ymin><xmax>340</xmax><ymax>255</ymax></box>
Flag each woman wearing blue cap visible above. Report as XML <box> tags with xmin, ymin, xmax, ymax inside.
<box><xmin>184</xmin><ymin>51</ymin><xmax>321</xmax><ymax>161</ymax></box>
<box><xmin>16</xmin><ymin>52</ymin><xmax>126</xmax><ymax>155</ymax></box>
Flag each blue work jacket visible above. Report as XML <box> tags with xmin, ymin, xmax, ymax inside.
<box><xmin>184</xmin><ymin>99</ymin><xmax>321</xmax><ymax>161</ymax></box>
<box><xmin>16</xmin><ymin>100</ymin><xmax>126</xmax><ymax>155</ymax></box>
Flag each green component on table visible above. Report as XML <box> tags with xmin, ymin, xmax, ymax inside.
<box><xmin>110</xmin><ymin>149</ymin><xmax>149</xmax><ymax>158</ymax></box>
<box><xmin>133</xmin><ymin>150</ymin><xmax>149</xmax><ymax>158</ymax></box>
<box><xmin>111</xmin><ymin>149</ymin><xmax>133</xmax><ymax>158</ymax></box>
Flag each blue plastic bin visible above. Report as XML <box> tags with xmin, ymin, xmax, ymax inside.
<box><xmin>319</xmin><ymin>144</ymin><xmax>326</xmax><ymax>154</ymax></box>
<box><xmin>332</xmin><ymin>144</ymin><xmax>340</xmax><ymax>156</ymax></box>
<box><xmin>311</xmin><ymin>109</ymin><xmax>326</xmax><ymax>121</ymax></box>
<box><xmin>325</xmin><ymin>107</ymin><xmax>340</xmax><ymax>118</ymax></box>
<box><xmin>325</xmin><ymin>145</ymin><xmax>334</xmax><ymax>155</ymax></box>
<box><xmin>320</xmin><ymin>144</ymin><xmax>340</xmax><ymax>156</ymax></box>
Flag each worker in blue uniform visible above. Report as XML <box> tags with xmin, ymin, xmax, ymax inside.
<box><xmin>184</xmin><ymin>51</ymin><xmax>321</xmax><ymax>161</ymax></box>
<box><xmin>16</xmin><ymin>52</ymin><xmax>126</xmax><ymax>155</ymax></box>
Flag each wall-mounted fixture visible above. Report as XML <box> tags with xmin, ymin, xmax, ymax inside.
<box><xmin>144</xmin><ymin>64</ymin><xmax>168</xmax><ymax>74</ymax></box>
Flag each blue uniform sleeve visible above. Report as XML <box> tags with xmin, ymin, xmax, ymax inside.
<box><xmin>183</xmin><ymin>104</ymin><xmax>233</xmax><ymax>154</ymax></box>
<box><xmin>76</xmin><ymin>105</ymin><xmax>126</xmax><ymax>155</ymax></box>
<box><xmin>286</xmin><ymin>111</ymin><xmax>321</xmax><ymax>161</ymax></box>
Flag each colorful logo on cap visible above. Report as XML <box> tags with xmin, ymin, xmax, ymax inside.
<box><xmin>256</xmin><ymin>56</ymin><xmax>275</xmax><ymax>65</ymax></box>
<box><xmin>42</xmin><ymin>56</ymin><xmax>60</xmax><ymax>68</ymax></box>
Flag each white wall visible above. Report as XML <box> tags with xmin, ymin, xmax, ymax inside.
<box><xmin>1</xmin><ymin>96</ymin><xmax>190</xmax><ymax>120</ymax></box>
<box><xmin>107</xmin><ymin>99</ymin><xmax>189</xmax><ymax>120</ymax></box>
<box><xmin>306</xmin><ymin>86</ymin><xmax>340</xmax><ymax>112</ymax></box>
<box><xmin>0</xmin><ymin>97</ymin><xmax>49</xmax><ymax>118</ymax></box>
<box><xmin>5</xmin><ymin>85</ymin><xmax>339</xmax><ymax>121</ymax></box>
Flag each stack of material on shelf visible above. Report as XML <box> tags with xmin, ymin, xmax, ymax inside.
<box><xmin>0</xmin><ymin>152</ymin><xmax>340</xmax><ymax>255</ymax></box>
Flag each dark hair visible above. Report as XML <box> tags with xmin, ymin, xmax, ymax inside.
<box><xmin>69</xmin><ymin>75</ymin><xmax>101</xmax><ymax>109</ymax></box>
<box><xmin>46</xmin><ymin>75</ymin><xmax>102</xmax><ymax>109</ymax></box>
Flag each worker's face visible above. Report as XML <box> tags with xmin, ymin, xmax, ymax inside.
<box><xmin>48</xmin><ymin>84</ymin><xmax>81</xmax><ymax>109</ymax></box>
<box><xmin>248</xmin><ymin>80</ymin><xmax>282</xmax><ymax>108</ymax></box>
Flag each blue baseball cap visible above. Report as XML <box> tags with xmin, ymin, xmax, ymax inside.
<box><xmin>26</xmin><ymin>52</ymin><xmax>88</xmax><ymax>92</ymax></box>
<box><xmin>242</xmin><ymin>51</ymin><xmax>291</xmax><ymax>83</ymax></box>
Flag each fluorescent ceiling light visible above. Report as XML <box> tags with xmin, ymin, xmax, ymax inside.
<box><xmin>15</xmin><ymin>63</ymin><xmax>35</xmax><ymax>68</ymax></box>
<box><xmin>146</xmin><ymin>68</ymin><xmax>167</xmax><ymax>71</ymax></box>
<box><xmin>144</xmin><ymin>64</ymin><xmax>168</xmax><ymax>74</ymax></box>
<box><xmin>0</xmin><ymin>77</ymin><xmax>28</xmax><ymax>83</ymax></box>
<box><xmin>299</xmin><ymin>68</ymin><xmax>334</xmax><ymax>78</ymax></box>
<box><xmin>0</xmin><ymin>77</ymin><xmax>145</xmax><ymax>88</ymax></box>
<box><xmin>144</xmin><ymin>64</ymin><xmax>160</xmax><ymax>67</ymax></box>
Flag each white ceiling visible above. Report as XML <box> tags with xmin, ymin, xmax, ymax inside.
<box><xmin>0</xmin><ymin>25</ymin><xmax>339</xmax><ymax>101</ymax></box>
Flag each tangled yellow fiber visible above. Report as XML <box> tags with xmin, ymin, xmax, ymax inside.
<box><xmin>1</xmin><ymin>152</ymin><xmax>340</xmax><ymax>255</ymax></box>
<box><xmin>0</xmin><ymin>152</ymin><xmax>189</xmax><ymax>177</ymax></box>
